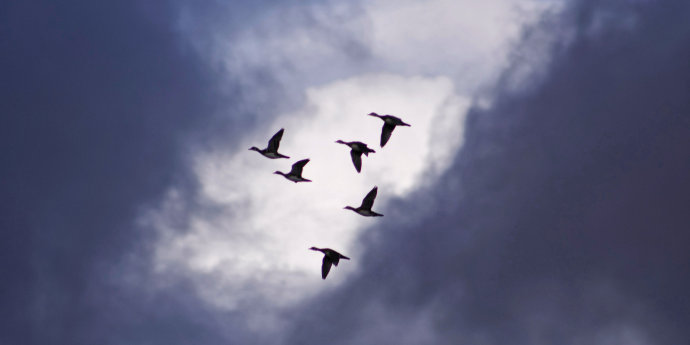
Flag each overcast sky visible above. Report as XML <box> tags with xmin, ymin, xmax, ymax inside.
<box><xmin>1</xmin><ymin>0</ymin><xmax>689</xmax><ymax>344</ymax></box>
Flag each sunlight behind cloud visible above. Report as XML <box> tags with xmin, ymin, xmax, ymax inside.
<box><xmin>366</xmin><ymin>0</ymin><xmax>543</xmax><ymax>89</ymax></box>
<box><xmin>151</xmin><ymin>74</ymin><xmax>468</xmax><ymax>310</ymax></box>
<box><xmin>149</xmin><ymin>0</ymin><xmax>556</xmax><ymax>332</ymax></box>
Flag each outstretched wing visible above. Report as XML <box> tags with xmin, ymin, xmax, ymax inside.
<box><xmin>331</xmin><ymin>253</ymin><xmax>340</xmax><ymax>267</ymax></box>
<box><xmin>361</xmin><ymin>186</ymin><xmax>378</xmax><ymax>209</ymax></box>
<box><xmin>268</xmin><ymin>128</ymin><xmax>285</xmax><ymax>152</ymax></box>
<box><xmin>321</xmin><ymin>256</ymin><xmax>333</xmax><ymax>280</ymax></box>
<box><xmin>381</xmin><ymin>123</ymin><xmax>396</xmax><ymax>147</ymax></box>
<box><xmin>350</xmin><ymin>150</ymin><xmax>362</xmax><ymax>173</ymax></box>
<box><xmin>290</xmin><ymin>159</ymin><xmax>310</xmax><ymax>176</ymax></box>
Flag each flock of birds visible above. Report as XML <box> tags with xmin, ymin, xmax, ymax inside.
<box><xmin>249</xmin><ymin>112</ymin><xmax>411</xmax><ymax>279</ymax></box>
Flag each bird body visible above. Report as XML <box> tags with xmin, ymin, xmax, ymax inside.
<box><xmin>368</xmin><ymin>112</ymin><xmax>411</xmax><ymax>147</ymax></box>
<box><xmin>281</xmin><ymin>174</ymin><xmax>308</xmax><ymax>182</ymax></box>
<box><xmin>336</xmin><ymin>140</ymin><xmax>375</xmax><ymax>155</ymax></box>
<box><xmin>249</xmin><ymin>128</ymin><xmax>290</xmax><ymax>159</ymax></box>
<box><xmin>344</xmin><ymin>186</ymin><xmax>383</xmax><ymax>217</ymax></box>
<box><xmin>345</xmin><ymin>208</ymin><xmax>382</xmax><ymax>217</ymax></box>
<box><xmin>274</xmin><ymin>159</ymin><xmax>312</xmax><ymax>183</ymax></box>
<box><xmin>261</xmin><ymin>151</ymin><xmax>287</xmax><ymax>159</ymax></box>
<box><xmin>309</xmin><ymin>247</ymin><xmax>350</xmax><ymax>279</ymax></box>
<box><xmin>336</xmin><ymin>140</ymin><xmax>375</xmax><ymax>173</ymax></box>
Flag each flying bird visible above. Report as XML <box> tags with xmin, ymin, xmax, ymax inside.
<box><xmin>344</xmin><ymin>186</ymin><xmax>383</xmax><ymax>217</ymax></box>
<box><xmin>309</xmin><ymin>247</ymin><xmax>350</xmax><ymax>280</ymax></box>
<box><xmin>249</xmin><ymin>128</ymin><xmax>290</xmax><ymax>159</ymax></box>
<box><xmin>274</xmin><ymin>159</ymin><xmax>312</xmax><ymax>183</ymax></box>
<box><xmin>335</xmin><ymin>140</ymin><xmax>376</xmax><ymax>173</ymax></box>
<box><xmin>368</xmin><ymin>112</ymin><xmax>411</xmax><ymax>147</ymax></box>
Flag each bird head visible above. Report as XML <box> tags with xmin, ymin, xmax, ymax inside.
<box><xmin>309</xmin><ymin>247</ymin><xmax>321</xmax><ymax>252</ymax></box>
<box><xmin>273</xmin><ymin>171</ymin><xmax>284</xmax><ymax>176</ymax></box>
<box><xmin>335</xmin><ymin>140</ymin><xmax>346</xmax><ymax>145</ymax></box>
<box><xmin>248</xmin><ymin>147</ymin><xmax>260</xmax><ymax>151</ymax></box>
<box><xmin>368</xmin><ymin>112</ymin><xmax>380</xmax><ymax>117</ymax></box>
<box><xmin>343</xmin><ymin>206</ymin><xmax>355</xmax><ymax>211</ymax></box>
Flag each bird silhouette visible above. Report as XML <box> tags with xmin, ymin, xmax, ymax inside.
<box><xmin>344</xmin><ymin>186</ymin><xmax>383</xmax><ymax>217</ymax></box>
<box><xmin>309</xmin><ymin>247</ymin><xmax>350</xmax><ymax>279</ymax></box>
<box><xmin>368</xmin><ymin>112</ymin><xmax>411</xmax><ymax>147</ymax></box>
<box><xmin>335</xmin><ymin>140</ymin><xmax>376</xmax><ymax>173</ymax></box>
<box><xmin>274</xmin><ymin>159</ymin><xmax>312</xmax><ymax>183</ymax></box>
<box><xmin>249</xmin><ymin>128</ymin><xmax>290</xmax><ymax>159</ymax></box>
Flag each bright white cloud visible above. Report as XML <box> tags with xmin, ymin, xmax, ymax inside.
<box><xmin>366</xmin><ymin>0</ymin><xmax>545</xmax><ymax>89</ymax></box>
<box><xmin>199</xmin><ymin>0</ymin><xmax>555</xmax><ymax>106</ymax></box>
<box><xmin>152</xmin><ymin>73</ymin><xmax>468</xmax><ymax>310</ymax></box>
<box><xmin>144</xmin><ymin>0</ymin><xmax>557</xmax><ymax>338</ymax></box>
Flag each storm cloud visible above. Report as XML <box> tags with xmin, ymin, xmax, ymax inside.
<box><xmin>0</xmin><ymin>0</ymin><xmax>245</xmax><ymax>344</ymax></box>
<box><xmin>284</xmin><ymin>1</ymin><xmax>690</xmax><ymax>344</ymax></box>
<box><xmin>1</xmin><ymin>0</ymin><xmax>689</xmax><ymax>344</ymax></box>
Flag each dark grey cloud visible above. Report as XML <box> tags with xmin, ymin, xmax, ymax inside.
<box><xmin>0</xmin><ymin>0</ymin><xmax>265</xmax><ymax>344</ymax></box>
<box><xmin>0</xmin><ymin>0</ymin><xmax>376</xmax><ymax>343</ymax></box>
<box><xmin>284</xmin><ymin>0</ymin><xmax>690</xmax><ymax>344</ymax></box>
<box><xmin>4</xmin><ymin>0</ymin><xmax>689</xmax><ymax>344</ymax></box>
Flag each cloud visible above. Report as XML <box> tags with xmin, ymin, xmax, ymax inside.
<box><xmin>141</xmin><ymin>1</ymin><xmax>548</xmax><ymax>341</ymax></box>
<box><xmin>0</xmin><ymin>0</ymin><xmax>242</xmax><ymax>344</ymax></box>
<box><xmin>364</xmin><ymin>0</ymin><xmax>552</xmax><ymax>89</ymax></box>
<box><xmin>6</xmin><ymin>0</ymin><xmax>686</xmax><ymax>344</ymax></box>
<box><xmin>125</xmin><ymin>1</ymin><xmax>551</xmax><ymax>343</ymax></box>
<box><xmin>282</xmin><ymin>0</ymin><xmax>690</xmax><ymax>344</ymax></box>
<box><xmin>149</xmin><ymin>73</ymin><xmax>469</xmax><ymax>311</ymax></box>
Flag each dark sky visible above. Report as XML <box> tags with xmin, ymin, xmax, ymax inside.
<box><xmin>285</xmin><ymin>1</ymin><xmax>690</xmax><ymax>344</ymax></box>
<box><xmin>1</xmin><ymin>0</ymin><xmax>689</xmax><ymax>344</ymax></box>
<box><xmin>0</xmin><ymin>1</ymin><xmax>239</xmax><ymax>344</ymax></box>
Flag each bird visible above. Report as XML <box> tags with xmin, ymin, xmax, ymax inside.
<box><xmin>309</xmin><ymin>247</ymin><xmax>350</xmax><ymax>279</ymax></box>
<box><xmin>335</xmin><ymin>140</ymin><xmax>376</xmax><ymax>173</ymax></box>
<box><xmin>368</xmin><ymin>112</ymin><xmax>411</xmax><ymax>147</ymax></box>
<box><xmin>344</xmin><ymin>186</ymin><xmax>383</xmax><ymax>217</ymax></box>
<box><xmin>274</xmin><ymin>159</ymin><xmax>312</xmax><ymax>183</ymax></box>
<box><xmin>249</xmin><ymin>128</ymin><xmax>290</xmax><ymax>159</ymax></box>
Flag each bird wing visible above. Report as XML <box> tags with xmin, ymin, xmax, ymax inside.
<box><xmin>321</xmin><ymin>255</ymin><xmax>333</xmax><ymax>279</ymax></box>
<box><xmin>290</xmin><ymin>159</ymin><xmax>310</xmax><ymax>176</ymax></box>
<box><xmin>331</xmin><ymin>253</ymin><xmax>340</xmax><ymax>267</ymax></box>
<box><xmin>268</xmin><ymin>128</ymin><xmax>285</xmax><ymax>152</ymax></box>
<box><xmin>361</xmin><ymin>186</ymin><xmax>378</xmax><ymax>209</ymax></box>
<box><xmin>390</xmin><ymin>115</ymin><xmax>403</xmax><ymax>124</ymax></box>
<box><xmin>381</xmin><ymin>123</ymin><xmax>396</xmax><ymax>147</ymax></box>
<box><xmin>350</xmin><ymin>150</ymin><xmax>363</xmax><ymax>173</ymax></box>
